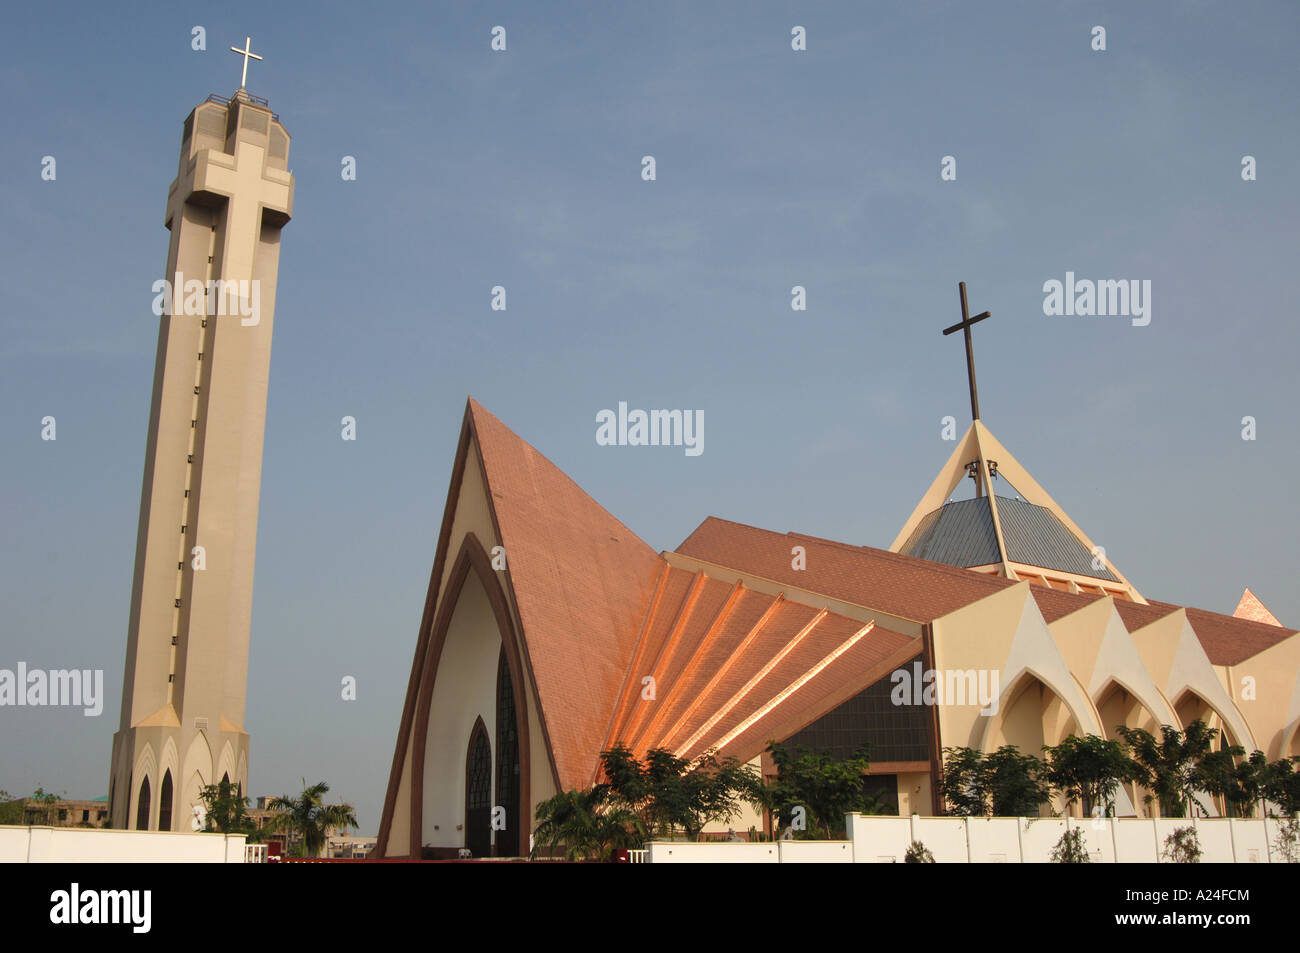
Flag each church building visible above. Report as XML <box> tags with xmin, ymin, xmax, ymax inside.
<box><xmin>375</xmin><ymin>294</ymin><xmax>1300</xmax><ymax>859</ymax></box>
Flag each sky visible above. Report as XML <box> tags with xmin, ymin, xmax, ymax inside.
<box><xmin>1</xmin><ymin>1</ymin><xmax>1297</xmax><ymax>832</ymax></box>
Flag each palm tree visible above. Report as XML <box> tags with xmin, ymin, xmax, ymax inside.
<box><xmin>266</xmin><ymin>780</ymin><xmax>358</xmax><ymax>858</ymax></box>
<box><xmin>530</xmin><ymin>787</ymin><xmax>645</xmax><ymax>861</ymax></box>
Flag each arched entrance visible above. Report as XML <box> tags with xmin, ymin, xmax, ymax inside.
<box><xmin>980</xmin><ymin>671</ymin><xmax>1083</xmax><ymax>816</ymax></box>
<box><xmin>465</xmin><ymin>718</ymin><xmax>492</xmax><ymax>857</ymax></box>
<box><xmin>984</xmin><ymin>672</ymin><xmax>1080</xmax><ymax>754</ymax></box>
<box><xmin>1095</xmin><ymin>680</ymin><xmax>1160</xmax><ymax>816</ymax></box>
<box><xmin>1095</xmin><ymin>680</ymin><xmax>1158</xmax><ymax>739</ymax></box>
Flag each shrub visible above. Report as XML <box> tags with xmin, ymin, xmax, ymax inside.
<box><xmin>1162</xmin><ymin>826</ymin><xmax>1201</xmax><ymax>863</ymax></box>
<box><xmin>1050</xmin><ymin>827</ymin><xmax>1090</xmax><ymax>863</ymax></box>
<box><xmin>904</xmin><ymin>840</ymin><xmax>935</xmax><ymax>863</ymax></box>
<box><xmin>1272</xmin><ymin>815</ymin><xmax>1299</xmax><ymax>863</ymax></box>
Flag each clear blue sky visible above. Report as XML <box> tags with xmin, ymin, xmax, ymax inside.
<box><xmin>2</xmin><ymin>1</ymin><xmax>1297</xmax><ymax>831</ymax></box>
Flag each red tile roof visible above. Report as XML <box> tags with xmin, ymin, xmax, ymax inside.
<box><xmin>1029</xmin><ymin>584</ymin><xmax>1105</xmax><ymax>623</ymax></box>
<box><xmin>468</xmin><ymin>398</ymin><xmax>665</xmax><ymax>790</ymax></box>
<box><xmin>598</xmin><ymin>565</ymin><xmax>916</xmax><ymax>771</ymax></box>
<box><xmin>676</xmin><ymin>516</ymin><xmax>1015</xmax><ymax>622</ymax></box>
<box><xmin>1113</xmin><ymin>599</ymin><xmax>1181</xmax><ymax>632</ymax></box>
<box><xmin>1149</xmin><ymin>600</ymin><xmax>1299</xmax><ymax>667</ymax></box>
<box><xmin>1032</xmin><ymin>585</ymin><xmax>1296</xmax><ymax>666</ymax></box>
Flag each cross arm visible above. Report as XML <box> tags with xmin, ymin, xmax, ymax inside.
<box><xmin>942</xmin><ymin>311</ymin><xmax>991</xmax><ymax>336</ymax></box>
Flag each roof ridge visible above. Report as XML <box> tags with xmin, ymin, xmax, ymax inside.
<box><xmin>786</xmin><ymin>529</ymin><xmax>1015</xmax><ymax>590</ymax></box>
<box><xmin>469</xmin><ymin>397</ymin><xmax>658</xmax><ymax>557</ymax></box>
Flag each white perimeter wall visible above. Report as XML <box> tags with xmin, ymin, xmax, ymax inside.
<box><xmin>643</xmin><ymin>815</ymin><xmax>1293</xmax><ymax>863</ymax></box>
<box><xmin>1</xmin><ymin>826</ymin><xmax>247</xmax><ymax>863</ymax></box>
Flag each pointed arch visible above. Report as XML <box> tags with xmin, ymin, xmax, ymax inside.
<box><xmin>1174</xmin><ymin>689</ymin><xmax>1242</xmax><ymax>750</ymax></box>
<box><xmin>159</xmin><ymin>770</ymin><xmax>174</xmax><ymax>831</ymax></box>
<box><xmin>465</xmin><ymin>716</ymin><xmax>492</xmax><ymax>857</ymax></box>
<box><xmin>978</xmin><ymin>668</ymin><xmax>1082</xmax><ymax>754</ymax></box>
<box><xmin>216</xmin><ymin>741</ymin><xmax>236</xmax><ymax>789</ymax></box>
<box><xmin>403</xmin><ymin>532</ymin><xmax>531</xmax><ymax>858</ymax></box>
<box><xmin>1095</xmin><ymin>677</ymin><xmax>1162</xmax><ymax>739</ymax></box>
<box><xmin>159</xmin><ymin>737</ymin><xmax>179</xmax><ymax>795</ymax></box>
<box><xmin>135</xmin><ymin>776</ymin><xmax>152</xmax><ymax>831</ymax></box>
<box><xmin>180</xmin><ymin>729</ymin><xmax>213</xmax><ymax>836</ymax></box>
<box><xmin>131</xmin><ymin>743</ymin><xmax>157</xmax><ymax>830</ymax></box>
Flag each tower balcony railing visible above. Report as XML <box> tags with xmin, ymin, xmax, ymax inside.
<box><xmin>204</xmin><ymin>92</ymin><xmax>279</xmax><ymax>122</ymax></box>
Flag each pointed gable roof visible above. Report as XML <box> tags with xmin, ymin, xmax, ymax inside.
<box><xmin>1151</xmin><ymin>600</ymin><xmax>1298</xmax><ymax>667</ymax></box>
<box><xmin>891</xmin><ymin>420</ymin><xmax>1141</xmax><ymax>598</ymax></box>
<box><xmin>467</xmin><ymin>398</ymin><xmax>665</xmax><ymax>789</ymax></box>
<box><xmin>1234</xmin><ymin>588</ymin><xmax>1283</xmax><ymax>627</ymax></box>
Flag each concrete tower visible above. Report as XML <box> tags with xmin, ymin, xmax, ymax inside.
<box><xmin>110</xmin><ymin>47</ymin><xmax>293</xmax><ymax>830</ymax></box>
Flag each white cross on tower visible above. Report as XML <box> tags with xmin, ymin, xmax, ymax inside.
<box><xmin>230</xmin><ymin>36</ymin><xmax>263</xmax><ymax>90</ymax></box>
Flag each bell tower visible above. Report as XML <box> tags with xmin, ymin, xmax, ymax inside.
<box><xmin>110</xmin><ymin>39</ymin><xmax>294</xmax><ymax>830</ymax></box>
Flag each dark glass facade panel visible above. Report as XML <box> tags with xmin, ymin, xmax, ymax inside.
<box><xmin>159</xmin><ymin>770</ymin><xmax>173</xmax><ymax>831</ymax></box>
<box><xmin>135</xmin><ymin>777</ymin><xmax>151</xmax><ymax>831</ymax></box>
<box><xmin>494</xmin><ymin>647</ymin><xmax>521</xmax><ymax>856</ymax></box>
<box><xmin>784</xmin><ymin>655</ymin><xmax>930</xmax><ymax>763</ymax></box>
<box><xmin>466</xmin><ymin>724</ymin><xmax>492</xmax><ymax>857</ymax></box>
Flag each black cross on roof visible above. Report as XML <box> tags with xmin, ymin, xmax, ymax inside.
<box><xmin>942</xmin><ymin>281</ymin><xmax>991</xmax><ymax>421</ymax></box>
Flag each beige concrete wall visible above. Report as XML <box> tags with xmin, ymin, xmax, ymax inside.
<box><xmin>1224</xmin><ymin>632</ymin><xmax>1300</xmax><ymax>760</ymax></box>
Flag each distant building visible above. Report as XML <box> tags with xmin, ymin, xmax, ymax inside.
<box><xmin>19</xmin><ymin>798</ymin><xmax>110</xmax><ymax>828</ymax></box>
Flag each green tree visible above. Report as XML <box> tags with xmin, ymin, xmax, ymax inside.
<box><xmin>599</xmin><ymin>745</ymin><xmax>764</xmax><ymax>840</ymax></box>
<box><xmin>1042</xmin><ymin>734</ymin><xmax>1136</xmax><ymax>817</ymax></box>
<box><xmin>198</xmin><ymin>778</ymin><xmax>255</xmax><ymax>834</ymax></box>
<box><xmin>530</xmin><ymin>787</ymin><xmax>644</xmax><ymax>861</ymax></box>
<box><xmin>265</xmin><ymin>780</ymin><xmax>358</xmax><ymax>858</ymax></box>
<box><xmin>0</xmin><ymin>790</ymin><xmax>24</xmax><ymax>826</ymax></box>
<box><xmin>1197</xmin><ymin>748</ymin><xmax>1266</xmax><ymax>818</ymax></box>
<box><xmin>941</xmin><ymin>745</ymin><xmax>1052</xmax><ymax>817</ymax></box>
<box><xmin>938</xmin><ymin>747</ymin><xmax>989</xmax><ymax>816</ymax></box>
<box><xmin>1117</xmin><ymin>721</ymin><xmax>1219</xmax><ymax>818</ymax></box>
<box><xmin>1262</xmin><ymin>756</ymin><xmax>1300</xmax><ymax>816</ymax></box>
<box><xmin>764</xmin><ymin>742</ymin><xmax>887</xmax><ymax>839</ymax></box>
<box><xmin>987</xmin><ymin>746</ymin><xmax>1053</xmax><ymax>817</ymax></box>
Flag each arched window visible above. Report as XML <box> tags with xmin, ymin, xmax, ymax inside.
<box><xmin>494</xmin><ymin>647</ymin><xmax>521</xmax><ymax>856</ymax></box>
<box><xmin>159</xmin><ymin>771</ymin><xmax>174</xmax><ymax>831</ymax></box>
<box><xmin>465</xmin><ymin>719</ymin><xmax>492</xmax><ymax>857</ymax></box>
<box><xmin>135</xmin><ymin>777</ymin><xmax>151</xmax><ymax>831</ymax></box>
